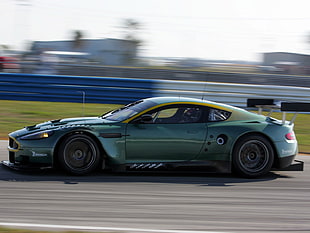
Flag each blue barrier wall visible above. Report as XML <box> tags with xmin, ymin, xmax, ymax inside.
<box><xmin>1</xmin><ymin>73</ymin><xmax>309</xmax><ymax>107</ymax></box>
<box><xmin>0</xmin><ymin>73</ymin><xmax>156</xmax><ymax>104</ymax></box>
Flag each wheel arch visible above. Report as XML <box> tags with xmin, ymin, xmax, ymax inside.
<box><xmin>231</xmin><ymin>131</ymin><xmax>279</xmax><ymax>166</ymax></box>
<box><xmin>53</xmin><ymin>130</ymin><xmax>107</xmax><ymax>168</ymax></box>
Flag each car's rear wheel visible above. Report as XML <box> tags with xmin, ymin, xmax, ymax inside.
<box><xmin>58</xmin><ymin>134</ymin><xmax>101</xmax><ymax>175</ymax></box>
<box><xmin>232</xmin><ymin>135</ymin><xmax>274</xmax><ymax>178</ymax></box>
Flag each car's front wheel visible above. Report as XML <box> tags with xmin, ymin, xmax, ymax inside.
<box><xmin>232</xmin><ymin>135</ymin><xmax>274</xmax><ymax>178</ymax></box>
<box><xmin>58</xmin><ymin>134</ymin><xmax>102</xmax><ymax>175</ymax></box>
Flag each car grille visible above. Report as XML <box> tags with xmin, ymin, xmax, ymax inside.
<box><xmin>9</xmin><ymin>151</ymin><xmax>15</xmax><ymax>163</ymax></box>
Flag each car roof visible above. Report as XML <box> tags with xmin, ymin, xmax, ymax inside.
<box><xmin>144</xmin><ymin>96</ymin><xmax>239</xmax><ymax>111</ymax></box>
<box><xmin>122</xmin><ymin>97</ymin><xmax>266</xmax><ymax>123</ymax></box>
<box><xmin>141</xmin><ymin>97</ymin><xmax>266</xmax><ymax>122</ymax></box>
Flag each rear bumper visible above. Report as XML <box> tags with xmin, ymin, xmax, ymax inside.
<box><xmin>274</xmin><ymin>159</ymin><xmax>304</xmax><ymax>171</ymax></box>
<box><xmin>281</xmin><ymin>160</ymin><xmax>304</xmax><ymax>171</ymax></box>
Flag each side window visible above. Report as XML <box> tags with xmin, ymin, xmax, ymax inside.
<box><xmin>150</xmin><ymin>108</ymin><xmax>179</xmax><ymax>124</ymax></box>
<box><xmin>155</xmin><ymin>108</ymin><xmax>178</xmax><ymax>119</ymax></box>
<box><xmin>147</xmin><ymin>105</ymin><xmax>204</xmax><ymax>124</ymax></box>
<box><xmin>179</xmin><ymin>107</ymin><xmax>202</xmax><ymax>123</ymax></box>
<box><xmin>208</xmin><ymin>108</ymin><xmax>231</xmax><ymax>122</ymax></box>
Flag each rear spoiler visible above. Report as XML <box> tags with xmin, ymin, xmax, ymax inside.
<box><xmin>247</xmin><ymin>99</ymin><xmax>310</xmax><ymax>125</ymax></box>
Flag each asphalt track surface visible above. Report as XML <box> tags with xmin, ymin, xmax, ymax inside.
<box><xmin>0</xmin><ymin>140</ymin><xmax>309</xmax><ymax>233</ymax></box>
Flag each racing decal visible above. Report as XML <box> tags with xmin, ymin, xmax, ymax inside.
<box><xmin>128</xmin><ymin>163</ymin><xmax>164</xmax><ymax>170</ymax></box>
<box><xmin>282</xmin><ymin>149</ymin><xmax>294</xmax><ymax>155</ymax></box>
<box><xmin>31</xmin><ymin>151</ymin><xmax>48</xmax><ymax>157</ymax></box>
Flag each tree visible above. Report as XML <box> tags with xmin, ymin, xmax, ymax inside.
<box><xmin>72</xmin><ymin>30</ymin><xmax>84</xmax><ymax>49</ymax></box>
<box><xmin>0</xmin><ymin>45</ymin><xmax>10</xmax><ymax>50</ymax></box>
<box><xmin>121</xmin><ymin>19</ymin><xmax>143</xmax><ymax>65</ymax></box>
<box><xmin>122</xmin><ymin>19</ymin><xmax>142</xmax><ymax>46</ymax></box>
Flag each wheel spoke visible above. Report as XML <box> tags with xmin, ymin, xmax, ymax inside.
<box><xmin>60</xmin><ymin>135</ymin><xmax>100</xmax><ymax>174</ymax></box>
<box><xmin>238</xmin><ymin>139</ymin><xmax>269</xmax><ymax>173</ymax></box>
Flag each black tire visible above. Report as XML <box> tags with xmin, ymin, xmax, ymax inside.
<box><xmin>58</xmin><ymin>134</ymin><xmax>102</xmax><ymax>175</ymax></box>
<box><xmin>232</xmin><ymin>135</ymin><xmax>274</xmax><ymax>178</ymax></box>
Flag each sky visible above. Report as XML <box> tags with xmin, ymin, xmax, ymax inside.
<box><xmin>0</xmin><ymin>0</ymin><xmax>310</xmax><ymax>61</ymax></box>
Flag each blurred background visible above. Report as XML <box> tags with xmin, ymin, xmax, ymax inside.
<box><xmin>0</xmin><ymin>0</ymin><xmax>310</xmax><ymax>80</ymax></box>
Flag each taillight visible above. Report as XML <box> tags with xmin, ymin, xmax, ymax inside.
<box><xmin>285</xmin><ymin>132</ymin><xmax>296</xmax><ymax>140</ymax></box>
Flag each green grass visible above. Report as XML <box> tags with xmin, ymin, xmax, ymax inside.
<box><xmin>274</xmin><ymin>112</ymin><xmax>310</xmax><ymax>153</ymax></box>
<box><xmin>0</xmin><ymin>100</ymin><xmax>121</xmax><ymax>138</ymax></box>
<box><xmin>0</xmin><ymin>100</ymin><xmax>309</xmax><ymax>153</ymax></box>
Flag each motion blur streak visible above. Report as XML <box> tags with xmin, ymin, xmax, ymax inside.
<box><xmin>0</xmin><ymin>222</ymin><xmax>231</xmax><ymax>233</ymax></box>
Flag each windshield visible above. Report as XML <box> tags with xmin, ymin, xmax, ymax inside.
<box><xmin>102</xmin><ymin>99</ymin><xmax>157</xmax><ymax>122</ymax></box>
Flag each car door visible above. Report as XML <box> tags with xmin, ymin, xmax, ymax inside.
<box><xmin>125</xmin><ymin>105</ymin><xmax>208</xmax><ymax>162</ymax></box>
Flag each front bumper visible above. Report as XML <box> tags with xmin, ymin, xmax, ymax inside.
<box><xmin>1</xmin><ymin>160</ymin><xmax>52</xmax><ymax>171</ymax></box>
<box><xmin>8</xmin><ymin>135</ymin><xmax>54</xmax><ymax>168</ymax></box>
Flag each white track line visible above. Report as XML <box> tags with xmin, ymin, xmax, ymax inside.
<box><xmin>0</xmin><ymin>222</ymin><xmax>231</xmax><ymax>233</ymax></box>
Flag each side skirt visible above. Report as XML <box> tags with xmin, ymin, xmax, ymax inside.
<box><xmin>122</xmin><ymin>160</ymin><xmax>231</xmax><ymax>173</ymax></box>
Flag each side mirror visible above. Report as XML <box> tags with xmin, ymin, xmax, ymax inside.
<box><xmin>140</xmin><ymin>114</ymin><xmax>153</xmax><ymax>123</ymax></box>
<box><xmin>130</xmin><ymin>114</ymin><xmax>153</xmax><ymax>124</ymax></box>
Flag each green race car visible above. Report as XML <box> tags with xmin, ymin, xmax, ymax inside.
<box><xmin>3</xmin><ymin>97</ymin><xmax>306</xmax><ymax>177</ymax></box>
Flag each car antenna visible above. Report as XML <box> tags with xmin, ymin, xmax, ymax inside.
<box><xmin>201</xmin><ymin>74</ymin><xmax>208</xmax><ymax>100</ymax></box>
<box><xmin>78</xmin><ymin>91</ymin><xmax>86</xmax><ymax>117</ymax></box>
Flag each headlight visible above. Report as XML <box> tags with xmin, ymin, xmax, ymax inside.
<box><xmin>20</xmin><ymin>130</ymin><xmax>54</xmax><ymax>140</ymax></box>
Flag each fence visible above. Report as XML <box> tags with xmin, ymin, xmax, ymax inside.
<box><xmin>22</xmin><ymin>62</ymin><xmax>310</xmax><ymax>88</ymax></box>
<box><xmin>0</xmin><ymin>73</ymin><xmax>309</xmax><ymax>107</ymax></box>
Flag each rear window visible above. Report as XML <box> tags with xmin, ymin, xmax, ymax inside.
<box><xmin>208</xmin><ymin>108</ymin><xmax>231</xmax><ymax>122</ymax></box>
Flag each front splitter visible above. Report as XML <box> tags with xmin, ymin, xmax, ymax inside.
<box><xmin>1</xmin><ymin>160</ymin><xmax>52</xmax><ymax>171</ymax></box>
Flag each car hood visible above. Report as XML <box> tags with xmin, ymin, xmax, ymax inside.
<box><xmin>10</xmin><ymin>117</ymin><xmax>116</xmax><ymax>138</ymax></box>
<box><xmin>32</xmin><ymin>117</ymin><xmax>114</xmax><ymax>129</ymax></box>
